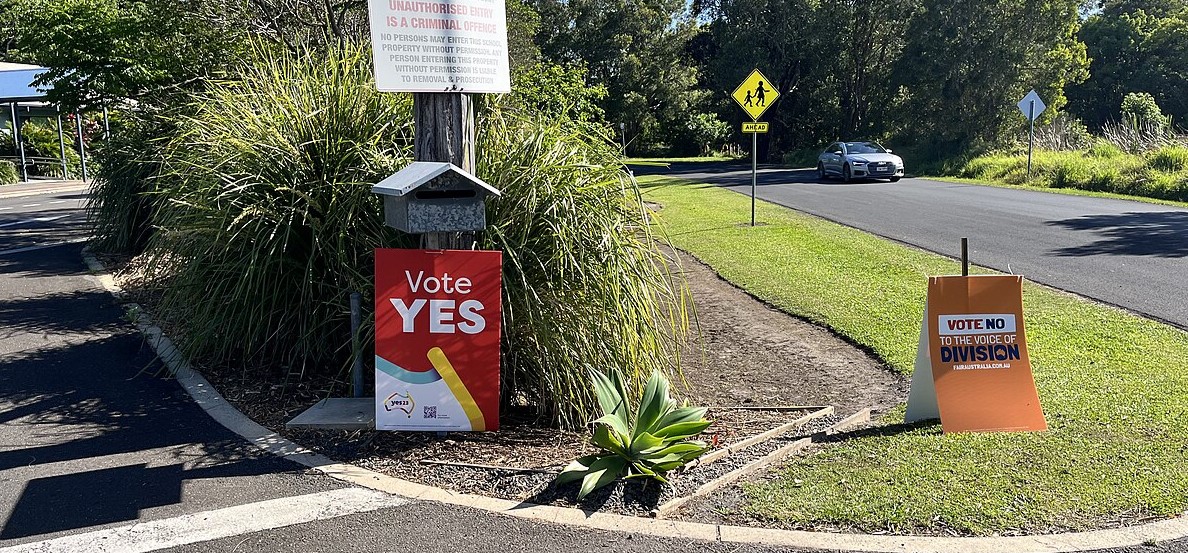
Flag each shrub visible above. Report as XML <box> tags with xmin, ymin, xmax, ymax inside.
<box><xmin>509</xmin><ymin>61</ymin><xmax>606</xmax><ymax>123</ymax></box>
<box><xmin>0</xmin><ymin>160</ymin><xmax>17</xmax><ymax>185</ymax></box>
<box><xmin>135</xmin><ymin>43</ymin><xmax>689</xmax><ymax>426</ymax></box>
<box><xmin>1087</xmin><ymin>139</ymin><xmax>1125</xmax><ymax>159</ymax></box>
<box><xmin>88</xmin><ymin>111</ymin><xmax>172</xmax><ymax>254</ymax></box>
<box><xmin>141</xmin><ymin>44</ymin><xmax>415</xmax><ymax>375</ymax></box>
<box><xmin>557</xmin><ymin>369</ymin><xmax>710</xmax><ymax>499</ymax></box>
<box><xmin>19</xmin><ymin>118</ymin><xmax>80</xmax><ymax>178</ymax></box>
<box><xmin>1121</xmin><ymin>92</ymin><xmax>1168</xmax><ymax>130</ymax></box>
<box><xmin>783</xmin><ymin>148</ymin><xmax>821</xmax><ymax>168</ymax></box>
<box><xmin>478</xmin><ymin>105</ymin><xmax>690</xmax><ymax>427</ymax></box>
<box><xmin>1150</xmin><ymin>146</ymin><xmax>1188</xmax><ymax>172</ymax></box>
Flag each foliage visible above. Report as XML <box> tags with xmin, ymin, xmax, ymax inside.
<box><xmin>889</xmin><ymin>0</ymin><xmax>1088</xmax><ymax>158</ymax></box>
<box><xmin>533</xmin><ymin>0</ymin><xmax>713</xmax><ymax>156</ymax></box>
<box><xmin>88</xmin><ymin>111</ymin><xmax>173</xmax><ymax>254</ymax></box>
<box><xmin>477</xmin><ymin>103</ymin><xmax>690</xmax><ymax>427</ymax></box>
<box><xmin>781</xmin><ymin>147</ymin><xmax>822</xmax><ymax>168</ymax></box>
<box><xmin>646</xmin><ymin>178</ymin><xmax>1188</xmax><ymax>534</ymax></box>
<box><xmin>557</xmin><ymin>370</ymin><xmax>710</xmax><ymax>499</ymax></box>
<box><xmin>506</xmin><ymin>0</ymin><xmax>543</xmax><ymax>71</ymax></box>
<box><xmin>702</xmin><ymin>0</ymin><xmax>1088</xmax><ymax>160</ymax></box>
<box><xmin>1101</xmin><ymin>118</ymin><xmax>1178</xmax><ymax>153</ymax></box>
<box><xmin>960</xmin><ymin>148</ymin><xmax>1188</xmax><ymax>201</ymax></box>
<box><xmin>673</xmin><ymin>112</ymin><xmax>730</xmax><ymax>157</ymax></box>
<box><xmin>1149</xmin><ymin>145</ymin><xmax>1188</xmax><ymax>172</ymax></box>
<box><xmin>1068</xmin><ymin>1</ymin><xmax>1188</xmax><ymax>127</ymax></box>
<box><xmin>17</xmin><ymin>117</ymin><xmax>80</xmax><ymax>178</ymax></box>
<box><xmin>139</xmin><ymin>44</ymin><xmax>414</xmax><ymax>374</ymax></box>
<box><xmin>3</xmin><ymin>0</ymin><xmax>250</xmax><ymax>111</ymax></box>
<box><xmin>1120</xmin><ymin>91</ymin><xmax>1169</xmax><ymax>129</ymax></box>
<box><xmin>122</xmin><ymin>44</ymin><xmax>688</xmax><ymax>425</ymax></box>
<box><xmin>509</xmin><ymin>62</ymin><xmax>607</xmax><ymax>123</ymax></box>
<box><xmin>1033</xmin><ymin>113</ymin><xmax>1093</xmax><ymax>151</ymax></box>
<box><xmin>0</xmin><ymin>160</ymin><xmax>17</xmax><ymax>185</ymax></box>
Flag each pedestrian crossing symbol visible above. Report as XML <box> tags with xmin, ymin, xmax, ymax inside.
<box><xmin>732</xmin><ymin>69</ymin><xmax>779</xmax><ymax>121</ymax></box>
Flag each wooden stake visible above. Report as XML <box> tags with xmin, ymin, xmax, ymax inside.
<box><xmin>961</xmin><ymin>237</ymin><xmax>969</xmax><ymax>276</ymax></box>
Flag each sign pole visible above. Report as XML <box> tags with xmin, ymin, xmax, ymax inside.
<box><xmin>1027</xmin><ymin>100</ymin><xmax>1035</xmax><ymax>179</ymax></box>
<box><xmin>731</xmin><ymin>69</ymin><xmax>778</xmax><ymax>228</ymax></box>
<box><xmin>751</xmin><ymin>131</ymin><xmax>757</xmax><ymax>227</ymax></box>
<box><xmin>415</xmin><ymin>92</ymin><xmax>476</xmax><ymax>250</ymax></box>
<box><xmin>961</xmin><ymin>237</ymin><xmax>969</xmax><ymax>277</ymax></box>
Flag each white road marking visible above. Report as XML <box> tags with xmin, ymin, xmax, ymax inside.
<box><xmin>47</xmin><ymin>200</ymin><xmax>72</xmax><ymax>205</ymax></box>
<box><xmin>0</xmin><ymin>487</ymin><xmax>407</xmax><ymax>553</ymax></box>
<box><xmin>0</xmin><ymin>183</ymin><xmax>89</xmax><ymax>201</ymax></box>
<box><xmin>0</xmin><ymin>215</ymin><xmax>69</xmax><ymax>229</ymax></box>
<box><xmin>0</xmin><ymin>238</ymin><xmax>88</xmax><ymax>256</ymax></box>
<box><xmin>0</xmin><ymin>206</ymin><xmax>11</xmax><ymax>211</ymax></box>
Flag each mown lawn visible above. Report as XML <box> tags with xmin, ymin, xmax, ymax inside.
<box><xmin>643</xmin><ymin>177</ymin><xmax>1188</xmax><ymax>535</ymax></box>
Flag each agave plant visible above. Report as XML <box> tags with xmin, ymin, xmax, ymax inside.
<box><xmin>557</xmin><ymin>370</ymin><xmax>712</xmax><ymax>499</ymax></box>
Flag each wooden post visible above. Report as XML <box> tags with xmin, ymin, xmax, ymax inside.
<box><xmin>961</xmin><ymin>237</ymin><xmax>969</xmax><ymax>277</ymax></box>
<box><xmin>414</xmin><ymin>92</ymin><xmax>476</xmax><ymax>250</ymax></box>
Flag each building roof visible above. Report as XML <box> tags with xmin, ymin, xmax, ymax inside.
<box><xmin>0</xmin><ymin>63</ymin><xmax>49</xmax><ymax>101</ymax></box>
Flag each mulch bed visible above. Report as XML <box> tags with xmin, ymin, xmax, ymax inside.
<box><xmin>107</xmin><ymin>248</ymin><xmax>909</xmax><ymax>523</ymax></box>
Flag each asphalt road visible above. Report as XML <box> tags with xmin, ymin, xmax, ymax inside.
<box><xmin>3</xmin><ymin>182</ymin><xmax>1186</xmax><ymax>552</ymax></box>
<box><xmin>0</xmin><ymin>184</ymin><xmax>817</xmax><ymax>553</ymax></box>
<box><xmin>637</xmin><ymin>162</ymin><xmax>1188</xmax><ymax>330</ymax></box>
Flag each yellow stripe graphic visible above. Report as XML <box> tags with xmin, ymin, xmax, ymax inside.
<box><xmin>426</xmin><ymin>347</ymin><xmax>486</xmax><ymax>431</ymax></box>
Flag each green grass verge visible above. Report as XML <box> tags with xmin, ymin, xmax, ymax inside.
<box><xmin>959</xmin><ymin>146</ymin><xmax>1188</xmax><ymax>203</ymax></box>
<box><xmin>627</xmin><ymin>156</ymin><xmax>742</xmax><ymax>163</ymax></box>
<box><xmin>921</xmin><ymin>175</ymin><xmax>1188</xmax><ymax>209</ymax></box>
<box><xmin>643</xmin><ymin>176</ymin><xmax>1188</xmax><ymax>535</ymax></box>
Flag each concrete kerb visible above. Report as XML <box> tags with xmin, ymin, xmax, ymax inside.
<box><xmin>80</xmin><ymin>250</ymin><xmax>1188</xmax><ymax>553</ymax></box>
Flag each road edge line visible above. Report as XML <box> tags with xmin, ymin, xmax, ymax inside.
<box><xmin>79</xmin><ymin>250</ymin><xmax>1188</xmax><ymax>553</ymax></box>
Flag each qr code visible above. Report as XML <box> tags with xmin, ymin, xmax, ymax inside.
<box><xmin>423</xmin><ymin>406</ymin><xmax>437</xmax><ymax>419</ymax></box>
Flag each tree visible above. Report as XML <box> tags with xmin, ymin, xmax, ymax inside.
<box><xmin>533</xmin><ymin>0</ymin><xmax>711</xmax><ymax>155</ymax></box>
<box><xmin>889</xmin><ymin>0</ymin><xmax>1088</xmax><ymax>157</ymax></box>
<box><xmin>1067</xmin><ymin>1</ymin><xmax>1188</xmax><ymax>127</ymax></box>
<box><xmin>3</xmin><ymin>0</ymin><xmax>250</xmax><ymax>111</ymax></box>
<box><xmin>702</xmin><ymin>0</ymin><xmax>836</xmax><ymax>156</ymax></box>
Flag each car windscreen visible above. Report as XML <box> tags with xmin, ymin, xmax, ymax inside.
<box><xmin>845</xmin><ymin>142</ymin><xmax>885</xmax><ymax>154</ymax></box>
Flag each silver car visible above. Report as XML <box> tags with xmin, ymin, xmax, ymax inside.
<box><xmin>816</xmin><ymin>141</ymin><xmax>904</xmax><ymax>182</ymax></box>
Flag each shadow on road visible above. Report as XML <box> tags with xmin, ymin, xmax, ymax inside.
<box><xmin>0</xmin><ymin>334</ymin><xmax>303</xmax><ymax>539</ymax></box>
<box><xmin>1046</xmin><ymin>211</ymin><xmax>1188</xmax><ymax>258</ymax></box>
<box><xmin>0</xmin><ymin>289</ymin><xmax>123</xmax><ymax>338</ymax></box>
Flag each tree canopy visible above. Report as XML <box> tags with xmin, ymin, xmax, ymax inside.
<box><xmin>0</xmin><ymin>0</ymin><xmax>1183</xmax><ymax>158</ymax></box>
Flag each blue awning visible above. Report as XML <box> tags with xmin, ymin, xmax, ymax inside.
<box><xmin>0</xmin><ymin>62</ymin><xmax>49</xmax><ymax>102</ymax></box>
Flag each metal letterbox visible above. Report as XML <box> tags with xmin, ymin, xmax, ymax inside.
<box><xmin>371</xmin><ymin>162</ymin><xmax>501</xmax><ymax>233</ymax></box>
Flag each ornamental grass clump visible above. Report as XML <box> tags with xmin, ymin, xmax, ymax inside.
<box><xmin>133</xmin><ymin>43</ymin><xmax>690</xmax><ymax>426</ymax></box>
<box><xmin>142</xmin><ymin>44</ymin><xmax>414</xmax><ymax>374</ymax></box>
<box><xmin>557</xmin><ymin>370</ymin><xmax>711</xmax><ymax>499</ymax></box>
<box><xmin>477</xmin><ymin>107</ymin><xmax>690</xmax><ymax>428</ymax></box>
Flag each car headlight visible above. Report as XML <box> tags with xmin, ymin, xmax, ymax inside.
<box><xmin>851</xmin><ymin>160</ymin><xmax>867</xmax><ymax>166</ymax></box>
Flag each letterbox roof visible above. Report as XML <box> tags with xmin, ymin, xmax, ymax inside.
<box><xmin>371</xmin><ymin>161</ymin><xmax>501</xmax><ymax>198</ymax></box>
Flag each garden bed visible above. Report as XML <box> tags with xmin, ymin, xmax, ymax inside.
<box><xmin>106</xmin><ymin>246</ymin><xmax>906</xmax><ymax>522</ymax></box>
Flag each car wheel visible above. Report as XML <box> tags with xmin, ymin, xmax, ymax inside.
<box><xmin>842</xmin><ymin>164</ymin><xmax>852</xmax><ymax>183</ymax></box>
<box><xmin>889</xmin><ymin>176</ymin><xmax>901</xmax><ymax>182</ymax></box>
<box><xmin>817</xmin><ymin>163</ymin><xmax>827</xmax><ymax>180</ymax></box>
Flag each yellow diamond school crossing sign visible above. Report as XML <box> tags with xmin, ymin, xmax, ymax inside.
<box><xmin>732</xmin><ymin>69</ymin><xmax>779</xmax><ymax>121</ymax></box>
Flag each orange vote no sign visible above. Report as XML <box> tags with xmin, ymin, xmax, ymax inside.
<box><xmin>905</xmin><ymin>275</ymin><xmax>1047</xmax><ymax>433</ymax></box>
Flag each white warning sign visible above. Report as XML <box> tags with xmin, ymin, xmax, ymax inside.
<box><xmin>368</xmin><ymin>0</ymin><xmax>511</xmax><ymax>93</ymax></box>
